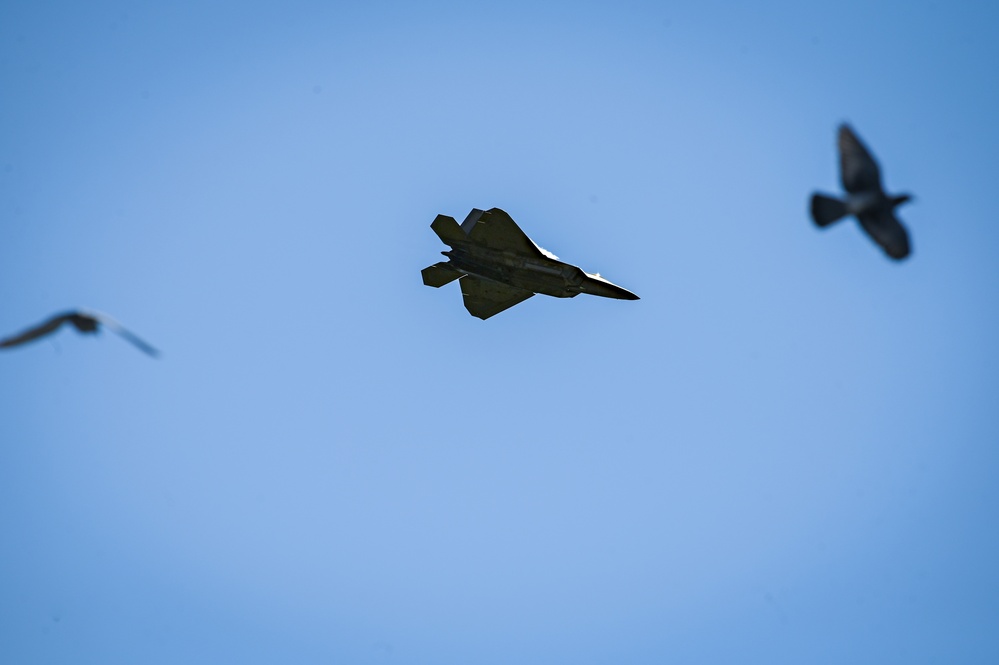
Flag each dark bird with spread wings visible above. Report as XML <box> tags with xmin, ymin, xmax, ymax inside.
<box><xmin>422</xmin><ymin>208</ymin><xmax>638</xmax><ymax>319</ymax></box>
<box><xmin>0</xmin><ymin>310</ymin><xmax>159</xmax><ymax>357</ymax></box>
<box><xmin>810</xmin><ymin>123</ymin><xmax>913</xmax><ymax>260</ymax></box>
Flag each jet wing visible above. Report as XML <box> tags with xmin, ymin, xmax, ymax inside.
<box><xmin>460</xmin><ymin>275</ymin><xmax>534</xmax><ymax>320</ymax></box>
<box><xmin>464</xmin><ymin>208</ymin><xmax>546</xmax><ymax>257</ymax></box>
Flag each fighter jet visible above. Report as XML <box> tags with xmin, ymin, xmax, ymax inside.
<box><xmin>422</xmin><ymin>208</ymin><xmax>639</xmax><ymax>319</ymax></box>
<box><xmin>0</xmin><ymin>310</ymin><xmax>159</xmax><ymax>357</ymax></box>
<box><xmin>810</xmin><ymin>123</ymin><xmax>913</xmax><ymax>260</ymax></box>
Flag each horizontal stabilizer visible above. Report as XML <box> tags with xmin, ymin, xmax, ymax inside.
<box><xmin>422</xmin><ymin>262</ymin><xmax>462</xmax><ymax>288</ymax></box>
<box><xmin>810</xmin><ymin>193</ymin><xmax>848</xmax><ymax>227</ymax></box>
<box><xmin>431</xmin><ymin>214</ymin><xmax>466</xmax><ymax>245</ymax></box>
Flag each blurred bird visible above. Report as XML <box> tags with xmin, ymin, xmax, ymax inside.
<box><xmin>810</xmin><ymin>123</ymin><xmax>913</xmax><ymax>260</ymax></box>
<box><xmin>0</xmin><ymin>310</ymin><xmax>159</xmax><ymax>357</ymax></box>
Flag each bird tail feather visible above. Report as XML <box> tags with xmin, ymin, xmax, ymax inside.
<box><xmin>810</xmin><ymin>194</ymin><xmax>848</xmax><ymax>227</ymax></box>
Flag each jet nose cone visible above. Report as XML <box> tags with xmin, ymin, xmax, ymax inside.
<box><xmin>580</xmin><ymin>274</ymin><xmax>640</xmax><ymax>300</ymax></box>
<box><xmin>611</xmin><ymin>288</ymin><xmax>639</xmax><ymax>300</ymax></box>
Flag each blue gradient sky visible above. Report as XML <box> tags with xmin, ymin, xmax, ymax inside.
<box><xmin>2</xmin><ymin>1</ymin><xmax>998</xmax><ymax>663</ymax></box>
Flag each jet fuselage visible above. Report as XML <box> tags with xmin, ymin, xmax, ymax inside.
<box><xmin>442</xmin><ymin>243</ymin><xmax>585</xmax><ymax>298</ymax></box>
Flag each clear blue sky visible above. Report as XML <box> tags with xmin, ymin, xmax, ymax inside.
<box><xmin>2</xmin><ymin>1</ymin><xmax>998</xmax><ymax>663</ymax></box>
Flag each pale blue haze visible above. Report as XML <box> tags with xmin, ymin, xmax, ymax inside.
<box><xmin>2</xmin><ymin>1</ymin><xmax>998</xmax><ymax>663</ymax></box>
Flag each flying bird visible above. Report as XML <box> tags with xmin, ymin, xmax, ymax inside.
<box><xmin>810</xmin><ymin>123</ymin><xmax>913</xmax><ymax>260</ymax></box>
<box><xmin>0</xmin><ymin>310</ymin><xmax>159</xmax><ymax>357</ymax></box>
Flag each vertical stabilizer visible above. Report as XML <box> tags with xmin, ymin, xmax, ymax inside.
<box><xmin>460</xmin><ymin>208</ymin><xmax>485</xmax><ymax>236</ymax></box>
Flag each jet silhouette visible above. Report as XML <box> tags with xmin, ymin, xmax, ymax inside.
<box><xmin>423</xmin><ymin>208</ymin><xmax>638</xmax><ymax>319</ymax></box>
<box><xmin>810</xmin><ymin>123</ymin><xmax>913</xmax><ymax>260</ymax></box>
<box><xmin>0</xmin><ymin>310</ymin><xmax>159</xmax><ymax>357</ymax></box>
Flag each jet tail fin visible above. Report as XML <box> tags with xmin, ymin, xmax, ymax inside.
<box><xmin>810</xmin><ymin>194</ymin><xmax>848</xmax><ymax>227</ymax></box>
<box><xmin>431</xmin><ymin>214</ymin><xmax>466</xmax><ymax>245</ymax></box>
<box><xmin>460</xmin><ymin>208</ymin><xmax>485</xmax><ymax>235</ymax></box>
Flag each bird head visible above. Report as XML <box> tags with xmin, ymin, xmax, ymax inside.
<box><xmin>890</xmin><ymin>194</ymin><xmax>913</xmax><ymax>209</ymax></box>
<box><xmin>68</xmin><ymin>314</ymin><xmax>100</xmax><ymax>334</ymax></box>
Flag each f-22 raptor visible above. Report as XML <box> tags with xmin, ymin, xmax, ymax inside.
<box><xmin>422</xmin><ymin>208</ymin><xmax>639</xmax><ymax>319</ymax></box>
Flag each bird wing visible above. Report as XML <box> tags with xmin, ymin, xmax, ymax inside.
<box><xmin>857</xmin><ymin>210</ymin><xmax>911</xmax><ymax>260</ymax></box>
<box><xmin>92</xmin><ymin>313</ymin><xmax>161</xmax><ymax>357</ymax></box>
<box><xmin>0</xmin><ymin>312</ymin><xmax>74</xmax><ymax>348</ymax></box>
<box><xmin>838</xmin><ymin>124</ymin><xmax>883</xmax><ymax>194</ymax></box>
